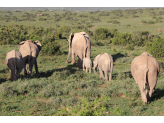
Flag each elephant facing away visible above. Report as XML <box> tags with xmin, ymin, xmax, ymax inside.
<box><xmin>6</xmin><ymin>49</ymin><xmax>23</xmax><ymax>81</ymax></box>
<box><xmin>83</xmin><ymin>57</ymin><xmax>92</xmax><ymax>73</ymax></box>
<box><xmin>93</xmin><ymin>53</ymin><xmax>113</xmax><ymax>81</ymax></box>
<box><xmin>65</xmin><ymin>32</ymin><xmax>91</xmax><ymax>69</ymax></box>
<box><xmin>131</xmin><ymin>52</ymin><xmax>160</xmax><ymax>103</ymax></box>
<box><xmin>18</xmin><ymin>40</ymin><xmax>42</xmax><ymax>77</ymax></box>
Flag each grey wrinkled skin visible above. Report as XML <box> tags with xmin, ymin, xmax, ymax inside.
<box><xmin>65</xmin><ymin>32</ymin><xmax>91</xmax><ymax>69</ymax></box>
<box><xmin>93</xmin><ymin>53</ymin><xmax>113</xmax><ymax>81</ymax></box>
<box><xmin>18</xmin><ymin>40</ymin><xmax>42</xmax><ymax>77</ymax></box>
<box><xmin>131</xmin><ymin>52</ymin><xmax>160</xmax><ymax>104</ymax></box>
<box><xmin>6</xmin><ymin>49</ymin><xmax>23</xmax><ymax>81</ymax></box>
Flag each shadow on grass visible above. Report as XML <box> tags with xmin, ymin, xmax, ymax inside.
<box><xmin>0</xmin><ymin>68</ymin><xmax>9</xmax><ymax>84</ymax></box>
<box><xmin>32</xmin><ymin>64</ymin><xmax>79</xmax><ymax>78</ymax></box>
<box><xmin>0</xmin><ymin>78</ymin><xmax>7</xmax><ymax>84</ymax></box>
<box><xmin>0</xmin><ymin>68</ymin><xmax>8</xmax><ymax>73</ymax></box>
<box><xmin>63</xmin><ymin>51</ymin><xmax>68</xmax><ymax>55</ymax></box>
<box><xmin>112</xmin><ymin>53</ymin><xmax>125</xmax><ymax>62</ymax></box>
<box><xmin>151</xmin><ymin>88</ymin><xmax>164</xmax><ymax>102</ymax></box>
<box><xmin>112</xmin><ymin>71</ymin><xmax>133</xmax><ymax>80</ymax></box>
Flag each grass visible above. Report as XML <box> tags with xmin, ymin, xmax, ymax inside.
<box><xmin>1</xmin><ymin>43</ymin><xmax>164</xmax><ymax>116</ymax></box>
<box><xmin>1</xmin><ymin>8</ymin><xmax>164</xmax><ymax>116</ymax></box>
<box><xmin>1</xmin><ymin>8</ymin><xmax>164</xmax><ymax>36</ymax></box>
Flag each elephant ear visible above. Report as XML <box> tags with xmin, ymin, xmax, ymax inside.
<box><xmin>34</xmin><ymin>40</ymin><xmax>42</xmax><ymax>51</ymax></box>
<box><xmin>18</xmin><ymin>41</ymin><xmax>26</xmax><ymax>50</ymax></box>
<box><xmin>93</xmin><ymin>54</ymin><xmax>100</xmax><ymax>67</ymax></box>
<box><xmin>19</xmin><ymin>41</ymin><xmax>26</xmax><ymax>45</ymax></box>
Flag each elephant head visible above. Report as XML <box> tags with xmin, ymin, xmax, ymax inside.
<box><xmin>34</xmin><ymin>40</ymin><xmax>42</xmax><ymax>52</ymax></box>
<box><xmin>93</xmin><ymin>54</ymin><xmax>100</xmax><ymax>75</ymax></box>
<box><xmin>79</xmin><ymin>32</ymin><xmax>89</xmax><ymax>39</ymax></box>
<box><xmin>65</xmin><ymin>33</ymin><xmax>74</xmax><ymax>63</ymax></box>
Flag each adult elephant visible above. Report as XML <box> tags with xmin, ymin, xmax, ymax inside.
<box><xmin>18</xmin><ymin>40</ymin><xmax>42</xmax><ymax>77</ymax></box>
<box><xmin>131</xmin><ymin>52</ymin><xmax>160</xmax><ymax>103</ymax></box>
<box><xmin>65</xmin><ymin>32</ymin><xmax>91</xmax><ymax>69</ymax></box>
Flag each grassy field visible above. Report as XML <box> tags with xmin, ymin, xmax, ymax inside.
<box><xmin>0</xmin><ymin>8</ymin><xmax>164</xmax><ymax>36</ymax></box>
<box><xmin>0</xmin><ymin>43</ymin><xmax>164</xmax><ymax>116</ymax></box>
<box><xmin>0</xmin><ymin>8</ymin><xmax>164</xmax><ymax>116</ymax></box>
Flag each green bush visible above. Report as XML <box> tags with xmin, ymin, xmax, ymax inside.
<box><xmin>147</xmin><ymin>20</ymin><xmax>155</xmax><ymax>24</ymax></box>
<box><xmin>41</xmin><ymin>41</ymin><xmax>61</xmax><ymax>55</ymax></box>
<box><xmin>112</xmin><ymin>20</ymin><xmax>120</xmax><ymax>24</ymax></box>
<box><xmin>95</xmin><ymin>27</ymin><xmax>109</xmax><ymax>40</ymax></box>
<box><xmin>56</xmin><ymin>96</ymin><xmax>111</xmax><ymax>116</ymax></box>
<box><xmin>146</xmin><ymin>38</ymin><xmax>164</xmax><ymax>58</ymax></box>
<box><xmin>126</xmin><ymin>44</ymin><xmax>134</xmax><ymax>50</ymax></box>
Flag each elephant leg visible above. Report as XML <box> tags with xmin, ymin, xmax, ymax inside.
<box><xmin>35</xmin><ymin>59</ymin><xmax>38</xmax><ymax>73</ymax></box>
<box><xmin>78</xmin><ymin>55</ymin><xmax>83</xmax><ymax>69</ymax></box>
<box><xmin>99</xmin><ymin>67</ymin><xmax>104</xmax><ymax>79</ymax></box>
<box><xmin>28</xmin><ymin>64</ymin><xmax>33</xmax><ymax>77</ymax></box>
<box><xmin>28</xmin><ymin>58</ymin><xmax>35</xmax><ymax>77</ymax></box>
<box><xmin>83</xmin><ymin>63</ymin><xmax>85</xmax><ymax>71</ymax></box>
<box><xmin>104</xmin><ymin>70</ymin><xmax>108</xmax><ymax>81</ymax></box>
<box><xmin>147</xmin><ymin>72</ymin><xmax>157</xmax><ymax>98</ymax></box>
<box><xmin>86</xmin><ymin>67</ymin><xmax>88</xmax><ymax>73</ymax></box>
<box><xmin>22</xmin><ymin>57</ymin><xmax>28</xmax><ymax>75</ymax></box>
<box><xmin>77</xmin><ymin>58</ymin><xmax>80</xmax><ymax>66</ymax></box>
<box><xmin>16</xmin><ymin>69</ymin><xmax>21</xmax><ymax>79</ymax></box>
<box><xmin>71</xmin><ymin>50</ymin><xmax>75</xmax><ymax>64</ymax></box>
<box><xmin>79</xmin><ymin>59</ymin><xmax>83</xmax><ymax>69</ymax></box>
<box><xmin>10</xmin><ymin>69</ymin><xmax>16</xmax><ymax>81</ymax></box>
<box><xmin>109</xmin><ymin>71</ymin><xmax>112</xmax><ymax>81</ymax></box>
<box><xmin>23</xmin><ymin>65</ymin><xmax>27</xmax><ymax>75</ymax></box>
<box><xmin>89</xmin><ymin>68</ymin><xmax>91</xmax><ymax>73</ymax></box>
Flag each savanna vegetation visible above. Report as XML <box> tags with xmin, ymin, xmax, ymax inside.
<box><xmin>1</xmin><ymin>8</ymin><xmax>164</xmax><ymax>116</ymax></box>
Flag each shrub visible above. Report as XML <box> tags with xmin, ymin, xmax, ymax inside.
<box><xmin>147</xmin><ymin>20</ymin><xmax>155</xmax><ymax>24</ymax></box>
<box><xmin>86</xmin><ymin>23</ymin><xmax>93</xmax><ymax>28</ymax></box>
<box><xmin>59</xmin><ymin>96</ymin><xmax>111</xmax><ymax>116</ymax></box>
<box><xmin>126</xmin><ymin>44</ymin><xmax>134</xmax><ymax>50</ymax></box>
<box><xmin>146</xmin><ymin>38</ymin><xmax>164</xmax><ymax>58</ymax></box>
<box><xmin>41</xmin><ymin>41</ymin><xmax>61</xmax><ymax>55</ymax></box>
<box><xmin>95</xmin><ymin>27</ymin><xmax>109</xmax><ymax>40</ymax></box>
<box><xmin>107</xmin><ymin>20</ymin><xmax>112</xmax><ymax>23</ymax></box>
<box><xmin>112</xmin><ymin>20</ymin><xmax>120</xmax><ymax>24</ymax></box>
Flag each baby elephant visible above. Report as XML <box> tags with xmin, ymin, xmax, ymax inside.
<box><xmin>93</xmin><ymin>53</ymin><xmax>113</xmax><ymax>81</ymax></box>
<box><xmin>83</xmin><ymin>58</ymin><xmax>92</xmax><ymax>73</ymax></box>
<box><xmin>6</xmin><ymin>50</ymin><xmax>23</xmax><ymax>81</ymax></box>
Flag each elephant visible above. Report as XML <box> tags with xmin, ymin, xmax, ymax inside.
<box><xmin>18</xmin><ymin>40</ymin><xmax>42</xmax><ymax>77</ymax></box>
<box><xmin>65</xmin><ymin>32</ymin><xmax>91</xmax><ymax>69</ymax></box>
<box><xmin>79</xmin><ymin>32</ymin><xmax>89</xmax><ymax>38</ymax></box>
<box><xmin>83</xmin><ymin>57</ymin><xmax>92</xmax><ymax>73</ymax></box>
<box><xmin>93</xmin><ymin>53</ymin><xmax>113</xmax><ymax>81</ymax></box>
<box><xmin>6</xmin><ymin>49</ymin><xmax>23</xmax><ymax>81</ymax></box>
<box><xmin>131</xmin><ymin>52</ymin><xmax>160</xmax><ymax>103</ymax></box>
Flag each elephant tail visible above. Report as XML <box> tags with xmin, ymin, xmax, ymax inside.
<box><xmin>109</xmin><ymin>59</ymin><xmax>113</xmax><ymax>81</ymax></box>
<box><xmin>14</xmin><ymin>49</ymin><xmax>17</xmax><ymax>71</ymax></box>
<box><xmin>83</xmin><ymin>36</ymin><xmax>88</xmax><ymax>58</ymax></box>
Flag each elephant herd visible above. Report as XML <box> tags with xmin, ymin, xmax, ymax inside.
<box><xmin>6</xmin><ymin>40</ymin><xmax>42</xmax><ymax>80</ymax></box>
<box><xmin>5</xmin><ymin>32</ymin><xmax>160</xmax><ymax>104</ymax></box>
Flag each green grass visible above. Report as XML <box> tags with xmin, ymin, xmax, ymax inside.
<box><xmin>1</xmin><ymin>43</ymin><xmax>164</xmax><ymax>116</ymax></box>
<box><xmin>1</xmin><ymin>8</ymin><xmax>164</xmax><ymax>36</ymax></box>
